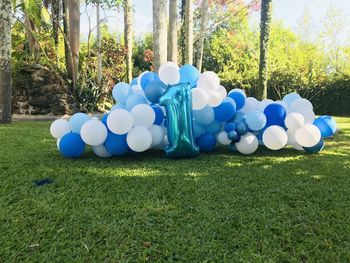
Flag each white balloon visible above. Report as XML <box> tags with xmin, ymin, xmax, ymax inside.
<box><xmin>158</xmin><ymin>62</ymin><xmax>180</xmax><ymax>85</ymax></box>
<box><xmin>197</xmin><ymin>71</ymin><xmax>220</xmax><ymax>92</ymax></box>
<box><xmin>56</xmin><ymin>139</ymin><xmax>61</xmax><ymax>150</ymax></box>
<box><xmin>291</xmin><ymin>107</ymin><xmax>315</xmax><ymax>124</ymax></box>
<box><xmin>131</xmin><ymin>104</ymin><xmax>155</xmax><ymax>128</ymax></box>
<box><xmin>191</xmin><ymin>88</ymin><xmax>208</xmax><ymax>110</ymax></box>
<box><xmin>149</xmin><ymin>125</ymin><xmax>164</xmax><ymax>147</ymax></box>
<box><xmin>218</xmin><ymin>131</ymin><xmax>231</xmax><ymax>145</ymax></box>
<box><xmin>287</xmin><ymin>131</ymin><xmax>303</xmax><ymax>150</ymax></box>
<box><xmin>93</xmin><ymin>144</ymin><xmax>112</xmax><ymax>158</ymax></box>
<box><xmin>127</xmin><ymin>126</ymin><xmax>152</xmax><ymax>152</ymax></box>
<box><xmin>131</xmin><ymin>85</ymin><xmax>143</xmax><ymax>95</ymax></box>
<box><xmin>289</xmin><ymin>98</ymin><xmax>313</xmax><ymax>112</ymax></box>
<box><xmin>285</xmin><ymin>112</ymin><xmax>305</xmax><ymax>132</ymax></box>
<box><xmin>207</xmin><ymin>91</ymin><xmax>223</xmax><ymax>107</ymax></box>
<box><xmin>257</xmin><ymin>99</ymin><xmax>273</xmax><ymax>112</ymax></box>
<box><xmin>246</xmin><ymin>97</ymin><xmax>259</xmax><ymax>108</ymax></box>
<box><xmin>239</xmin><ymin>99</ymin><xmax>256</xmax><ymax>114</ymax></box>
<box><xmin>235</xmin><ymin>132</ymin><xmax>259</xmax><ymax>154</ymax></box>
<box><xmin>295</xmin><ymin>124</ymin><xmax>321</xmax><ymax>147</ymax></box>
<box><xmin>262</xmin><ymin>125</ymin><xmax>288</xmax><ymax>150</ymax></box>
<box><xmin>217</xmin><ymin>85</ymin><xmax>227</xmax><ymax>99</ymax></box>
<box><xmin>107</xmin><ymin>109</ymin><xmax>134</xmax><ymax>135</ymax></box>
<box><xmin>50</xmin><ymin>119</ymin><xmax>70</xmax><ymax>139</ymax></box>
<box><xmin>81</xmin><ymin>119</ymin><xmax>108</xmax><ymax>146</ymax></box>
<box><xmin>157</xmin><ymin>135</ymin><xmax>169</xmax><ymax>150</ymax></box>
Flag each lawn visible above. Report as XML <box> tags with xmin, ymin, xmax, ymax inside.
<box><xmin>0</xmin><ymin>117</ymin><xmax>349</xmax><ymax>262</ymax></box>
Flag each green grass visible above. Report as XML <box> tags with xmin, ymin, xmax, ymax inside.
<box><xmin>0</xmin><ymin>117</ymin><xmax>350</xmax><ymax>262</ymax></box>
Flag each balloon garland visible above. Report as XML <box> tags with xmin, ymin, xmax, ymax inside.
<box><xmin>50</xmin><ymin>62</ymin><xmax>338</xmax><ymax>158</ymax></box>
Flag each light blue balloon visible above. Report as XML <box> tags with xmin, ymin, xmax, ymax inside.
<box><xmin>193</xmin><ymin>105</ymin><xmax>215</xmax><ymax>126</ymax></box>
<box><xmin>245</xmin><ymin>110</ymin><xmax>267</xmax><ymax>131</ymax></box>
<box><xmin>232</xmin><ymin>111</ymin><xmax>246</xmax><ymax>123</ymax></box>
<box><xmin>282</xmin><ymin>93</ymin><xmax>301</xmax><ymax>106</ymax></box>
<box><xmin>179</xmin><ymin>64</ymin><xmax>199</xmax><ymax>88</ymax></box>
<box><xmin>204</xmin><ymin>120</ymin><xmax>221</xmax><ymax>135</ymax></box>
<box><xmin>112</xmin><ymin>82</ymin><xmax>130</xmax><ymax>104</ymax></box>
<box><xmin>69</xmin><ymin>113</ymin><xmax>90</xmax><ymax>134</ymax></box>
<box><xmin>193</xmin><ymin>122</ymin><xmax>204</xmax><ymax>138</ymax></box>
<box><xmin>110</xmin><ymin>104</ymin><xmax>126</xmax><ymax>111</ymax></box>
<box><xmin>125</xmin><ymin>94</ymin><xmax>147</xmax><ymax>111</ymax></box>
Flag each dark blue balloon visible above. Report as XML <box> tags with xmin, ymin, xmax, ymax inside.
<box><xmin>225</xmin><ymin>122</ymin><xmax>236</xmax><ymax>133</ymax></box>
<box><xmin>313</xmin><ymin>116</ymin><xmax>337</xmax><ymax>138</ymax></box>
<box><xmin>101</xmin><ymin>113</ymin><xmax>109</xmax><ymax>130</ymax></box>
<box><xmin>213</xmin><ymin>98</ymin><xmax>236</xmax><ymax>122</ymax></box>
<box><xmin>151</xmin><ymin>104</ymin><xmax>165</xmax><ymax>125</ymax></box>
<box><xmin>144</xmin><ymin>80</ymin><xmax>166</xmax><ymax>103</ymax></box>
<box><xmin>141</xmin><ymin>72</ymin><xmax>160</xmax><ymax>89</ymax></box>
<box><xmin>227</xmin><ymin>130</ymin><xmax>240</xmax><ymax>142</ymax></box>
<box><xmin>236</xmin><ymin>121</ymin><xmax>248</xmax><ymax>136</ymax></box>
<box><xmin>59</xmin><ymin>133</ymin><xmax>85</xmax><ymax>158</ymax></box>
<box><xmin>229</xmin><ymin>143</ymin><xmax>238</xmax><ymax>152</ymax></box>
<box><xmin>228</xmin><ymin>92</ymin><xmax>245</xmax><ymax>110</ymax></box>
<box><xmin>104</xmin><ymin>133</ymin><xmax>128</xmax><ymax>156</ymax></box>
<box><xmin>196</xmin><ymin>133</ymin><xmax>217</xmax><ymax>152</ymax></box>
<box><xmin>179</xmin><ymin>64</ymin><xmax>199</xmax><ymax>88</ymax></box>
<box><xmin>303</xmin><ymin>139</ymin><xmax>324</xmax><ymax>154</ymax></box>
<box><xmin>264</xmin><ymin>103</ymin><xmax>286</xmax><ymax>126</ymax></box>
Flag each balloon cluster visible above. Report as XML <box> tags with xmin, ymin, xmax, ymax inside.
<box><xmin>50</xmin><ymin>62</ymin><xmax>337</xmax><ymax>158</ymax></box>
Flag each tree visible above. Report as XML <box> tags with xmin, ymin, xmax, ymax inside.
<box><xmin>152</xmin><ymin>0</ymin><xmax>167</xmax><ymax>71</ymax></box>
<box><xmin>68</xmin><ymin>0</ymin><xmax>80</xmax><ymax>90</ymax></box>
<box><xmin>184</xmin><ymin>0</ymin><xmax>193</xmax><ymax>64</ymax></box>
<box><xmin>168</xmin><ymin>0</ymin><xmax>178</xmax><ymax>63</ymax></box>
<box><xmin>96</xmin><ymin>1</ymin><xmax>102</xmax><ymax>85</ymax></box>
<box><xmin>196</xmin><ymin>0</ymin><xmax>208</xmax><ymax>72</ymax></box>
<box><xmin>257</xmin><ymin>0</ymin><xmax>272</xmax><ymax>100</ymax></box>
<box><xmin>124</xmin><ymin>0</ymin><xmax>133</xmax><ymax>82</ymax></box>
<box><xmin>0</xmin><ymin>0</ymin><xmax>12</xmax><ymax>123</ymax></box>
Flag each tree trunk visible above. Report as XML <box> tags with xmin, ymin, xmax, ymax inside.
<box><xmin>62</xmin><ymin>0</ymin><xmax>73</xmax><ymax>87</ymax></box>
<box><xmin>180</xmin><ymin>0</ymin><xmax>186</xmax><ymax>65</ymax></box>
<box><xmin>52</xmin><ymin>0</ymin><xmax>60</xmax><ymax>64</ymax></box>
<box><xmin>152</xmin><ymin>0</ymin><xmax>167</xmax><ymax>72</ymax></box>
<box><xmin>257</xmin><ymin>0</ymin><xmax>272</xmax><ymax>100</ymax></box>
<box><xmin>23</xmin><ymin>12</ymin><xmax>40</xmax><ymax>61</ymax></box>
<box><xmin>68</xmin><ymin>0</ymin><xmax>80</xmax><ymax>90</ymax></box>
<box><xmin>96</xmin><ymin>2</ymin><xmax>102</xmax><ymax>86</ymax></box>
<box><xmin>0</xmin><ymin>0</ymin><xmax>12</xmax><ymax>123</ymax></box>
<box><xmin>167</xmin><ymin>0</ymin><xmax>178</xmax><ymax>63</ymax></box>
<box><xmin>184</xmin><ymin>0</ymin><xmax>193</xmax><ymax>64</ymax></box>
<box><xmin>196</xmin><ymin>0</ymin><xmax>208</xmax><ymax>72</ymax></box>
<box><xmin>124</xmin><ymin>0</ymin><xmax>133</xmax><ymax>82</ymax></box>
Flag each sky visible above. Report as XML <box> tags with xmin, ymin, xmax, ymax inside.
<box><xmin>80</xmin><ymin>0</ymin><xmax>350</xmax><ymax>42</ymax></box>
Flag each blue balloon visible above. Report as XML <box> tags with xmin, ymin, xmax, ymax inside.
<box><xmin>69</xmin><ymin>113</ymin><xmax>90</xmax><ymax>134</ymax></box>
<box><xmin>151</xmin><ymin>104</ymin><xmax>165</xmax><ymax>125</ymax></box>
<box><xmin>283</xmin><ymin>93</ymin><xmax>301</xmax><ymax>106</ymax></box>
<box><xmin>232</xmin><ymin>111</ymin><xmax>246</xmax><ymax>123</ymax></box>
<box><xmin>110</xmin><ymin>104</ymin><xmax>126</xmax><ymax>111</ymax></box>
<box><xmin>130</xmin><ymin>78</ymin><xmax>138</xmax><ymax>86</ymax></box>
<box><xmin>125</xmin><ymin>94</ymin><xmax>147</xmax><ymax>111</ymax></box>
<box><xmin>112</xmin><ymin>82</ymin><xmax>130</xmax><ymax>104</ymax></box>
<box><xmin>104</xmin><ymin>133</ymin><xmax>128</xmax><ymax>156</ymax></box>
<box><xmin>141</xmin><ymin>72</ymin><xmax>160</xmax><ymax>89</ymax></box>
<box><xmin>313</xmin><ymin>116</ymin><xmax>337</xmax><ymax>138</ymax></box>
<box><xmin>236</xmin><ymin>121</ymin><xmax>248</xmax><ymax>136</ymax></box>
<box><xmin>229</xmin><ymin>143</ymin><xmax>238</xmax><ymax>152</ymax></box>
<box><xmin>144</xmin><ymin>80</ymin><xmax>166</xmax><ymax>103</ymax></box>
<box><xmin>196</xmin><ymin>133</ymin><xmax>217</xmax><ymax>152</ymax></box>
<box><xmin>228</xmin><ymin>91</ymin><xmax>245</xmax><ymax>110</ymax></box>
<box><xmin>303</xmin><ymin>139</ymin><xmax>324</xmax><ymax>154</ymax></box>
<box><xmin>227</xmin><ymin>130</ymin><xmax>240</xmax><ymax>142</ymax></box>
<box><xmin>245</xmin><ymin>110</ymin><xmax>267</xmax><ymax>131</ymax></box>
<box><xmin>101</xmin><ymin>113</ymin><xmax>110</xmax><ymax>131</ymax></box>
<box><xmin>193</xmin><ymin>122</ymin><xmax>204</xmax><ymax>138</ymax></box>
<box><xmin>225</xmin><ymin>122</ymin><xmax>236</xmax><ymax>133</ymax></box>
<box><xmin>193</xmin><ymin>105</ymin><xmax>215</xmax><ymax>126</ymax></box>
<box><xmin>204</xmin><ymin>120</ymin><xmax>221</xmax><ymax>135</ymax></box>
<box><xmin>264</xmin><ymin>103</ymin><xmax>286</xmax><ymax>127</ymax></box>
<box><xmin>59</xmin><ymin>133</ymin><xmax>85</xmax><ymax>158</ymax></box>
<box><xmin>213</xmin><ymin>98</ymin><xmax>236</xmax><ymax>122</ymax></box>
<box><xmin>179</xmin><ymin>64</ymin><xmax>199</xmax><ymax>88</ymax></box>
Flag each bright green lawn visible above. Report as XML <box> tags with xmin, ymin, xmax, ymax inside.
<box><xmin>0</xmin><ymin>117</ymin><xmax>349</xmax><ymax>262</ymax></box>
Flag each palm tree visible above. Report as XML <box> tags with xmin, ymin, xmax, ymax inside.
<box><xmin>167</xmin><ymin>0</ymin><xmax>178</xmax><ymax>63</ymax></box>
<box><xmin>152</xmin><ymin>0</ymin><xmax>167</xmax><ymax>71</ymax></box>
<box><xmin>196</xmin><ymin>0</ymin><xmax>208</xmax><ymax>72</ymax></box>
<box><xmin>184</xmin><ymin>0</ymin><xmax>193</xmax><ymax>64</ymax></box>
<box><xmin>257</xmin><ymin>0</ymin><xmax>272</xmax><ymax>100</ymax></box>
<box><xmin>96</xmin><ymin>1</ymin><xmax>102</xmax><ymax>85</ymax></box>
<box><xmin>124</xmin><ymin>0</ymin><xmax>133</xmax><ymax>82</ymax></box>
<box><xmin>0</xmin><ymin>0</ymin><xmax>12</xmax><ymax>123</ymax></box>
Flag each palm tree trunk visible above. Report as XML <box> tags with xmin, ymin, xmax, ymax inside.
<box><xmin>0</xmin><ymin>0</ymin><xmax>12</xmax><ymax>123</ymax></box>
<box><xmin>184</xmin><ymin>0</ymin><xmax>193</xmax><ymax>64</ymax></box>
<box><xmin>167</xmin><ymin>0</ymin><xmax>178</xmax><ymax>63</ymax></box>
<box><xmin>152</xmin><ymin>0</ymin><xmax>167</xmax><ymax>71</ymax></box>
<box><xmin>62</xmin><ymin>0</ymin><xmax>73</xmax><ymax>86</ymax></box>
<box><xmin>124</xmin><ymin>0</ymin><xmax>133</xmax><ymax>82</ymax></box>
<box><xmin>196</xmin><ymin>0</ymin><xmax>208</xmax><ymax>72</ymax></box>
<box><xmin>23</xmin><ymin>12</ymin><xmax>40</xmax><ymax>61</ymax></box>
<box><xmin>68</xmin><ymin>0</ymin><xmax>80</xmax><ymax>90</ymax></box>
<box><xmin>96</xmin><ymin>2</ymin><xmax>102</xmax><ymax>86</ymax></box>
<box><xmin>257</xmin><ymin>0</ymin><xmax>272</xmax><ymax>100</ymax></box>
<box><xmin>180</xmin><ymin>0</ymin><xmax>186</xmax><ymax>65</ymax></box>
<box><xmin>52</xmin><ymin>0</ymin><xmax>60</xmax><ymax>65</ymax></box>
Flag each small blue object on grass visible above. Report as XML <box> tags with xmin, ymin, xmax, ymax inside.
<box><xmin>33</xmin><ymin>178</ymin><xmax>54</xmax><ymax>187</ymax></box>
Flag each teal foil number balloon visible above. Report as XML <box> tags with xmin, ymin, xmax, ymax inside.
<box><xmin>160</xmin><ymin>83</ymin><xmax>200</xmax><ymax>158</ymax></box>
